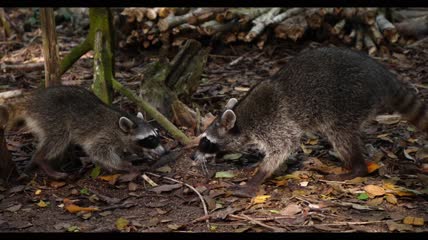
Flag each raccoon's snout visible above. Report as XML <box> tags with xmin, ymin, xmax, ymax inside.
<box><xmin>150</xmin><ymin>144</ymin><xmax>167</xmax><ymax>157</ymax></box>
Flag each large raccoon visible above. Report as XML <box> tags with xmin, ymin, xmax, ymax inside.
<box><xmin>0</xmin><ymin>86</ymin><xmax>166</xmax><ymax>180</ymax></box>
<box><xmin>192</xmin><ymin>47</ymin><xmax>428</xmax><ymax>197</ymax></box>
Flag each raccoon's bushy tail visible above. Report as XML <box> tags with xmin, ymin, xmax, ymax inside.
<box><xmin>391</xmin><ymin>82</ymin><xmax>428</xmax><ymax>131</ymax></box>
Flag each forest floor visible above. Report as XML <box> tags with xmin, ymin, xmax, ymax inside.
<box><xmin>0</xmin><ymin>9</ymin><xmax>428</xmax><ymax>233</ymax></box>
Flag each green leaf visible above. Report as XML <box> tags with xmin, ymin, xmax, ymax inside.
<box><xmin>215</xmin><ymin>171</ymin><xmax>235</xmax><ymax>178</ymax></box>
<box><xmin>90</xmin><ymin>165</ymin><xmax>101</xmax><ymax>179</ymax></box>
<box><xmin>269</xmin><ymin>209</ymin><xmax>280</xmax><ymax>214</ymax></box>
<box><xmin>357</xmin><ymin>192</ymin><xmax>369</xmax><ymax>201</ymax></box>
<box><xmin>80</xmin><ymin>188</ymin><xmax>90</xmax><ymax>196</ymax></box>
<box><xmin>223</xmin><ymin>153</ymin><xmax>243</xmax><ymax>160</ymax></box>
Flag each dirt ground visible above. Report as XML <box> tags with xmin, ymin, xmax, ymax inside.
<box><xmin>0</xmin><ymin>9</ymin><xmax>427</xmax><ymax>233</ymax></box>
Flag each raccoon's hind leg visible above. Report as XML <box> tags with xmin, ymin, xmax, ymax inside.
<box><xmin>27</xmin><ymin>138</ymin><xmax>71</xmax><ymax>180</ymax></box>
<box><xmin>324</xmin><ymin>129</ymin><xmax>368</xmax><ymax>181</ymax></box>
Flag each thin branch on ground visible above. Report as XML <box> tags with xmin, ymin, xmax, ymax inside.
<box><xmin>145</xmin><ymin>171</ymin><xmax>210</xmax><ymax>230</ymax></box>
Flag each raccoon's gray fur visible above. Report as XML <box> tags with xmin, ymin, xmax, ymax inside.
<box><xmin>193</xmin><ymin>47</ymin><xmax>428</xmax><ymax>197</ymax></box>
<box><xmin>0</xmin><ymin>86</ymin><xmax>166</xmax><ymax>180</ymax></box>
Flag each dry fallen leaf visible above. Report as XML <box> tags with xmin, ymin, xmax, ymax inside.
<box><xmin>366</xmin><ymin>197</ymin><xmax>383</xmax><ymax>207</ymax></box>
<box><xmin>366</xmin><ymin>162</ymin><xmax>381</xmax><ymax>174</ymax></box>
<box><xmin>35</xmin><ymin>189</ymin><xmax>42</xmax><ymax>195</ymax></box>
<box><xmin>63</xmin><ymin>198</ymin><xmax>99</xmax><ymax>213</ymax></box>
<box><xmin>37</xmin><ymin>200</ymin><xmax>48</xmax><ymax>208</ymax></box>
<box><xmin>383</xmin><ymin>182</ymin><xmax>420</xmax><ymax>197</ymax></box>
<box><xmin>403</xmin><ymin>216</ymin><xmax>424</xmax><ymax>226</ymax></box>
<box><xmin>251</xmin><ymin>195</ymin><xmax>271</xmax><ymax>204</ymax></box>
<box><xmin>50</xmin><ymin>181</ymin><xmax>66</xmax><ymax>189</ymax></box>
<box><xmin>385</xmin><ymin>194</ymin><xmax>398</xmax><ymax>205</ymax></box>
<box><xmin>116</xmin><ymin>217</ymin><xmax>129</xmax><ymax>231</ymax></box>
<box><xmin>150</xmin><ymin>184</ymin><xmax>182</xmax><ymax>194</ymax></box>
<box><xmin>98</xmin><ymin>174</ymin><xmax>121</xmax><ymax>185</ymax></box>
<box><xmin>364</xmin><ymin>185</ymin><xmax>386</xmax><ymax>198</ymax></box>
<box><xmin>280</xmin><ymin>203</ymin><xmax>301</xmax><ymax>216</ymax></box>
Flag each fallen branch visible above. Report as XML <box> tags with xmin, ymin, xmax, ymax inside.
<box><xmin>145</xmin><ymin>172</ymin><xmax>210</xmax><ymax>230</ymax></box>
<box><xmin>112</xmin><ymin>79</ymin><xmax>191</xmax><ymax>145</ymax></box>
<box><xmin>229</xmin><ymin>214</ymin><xmax>286</xmax><ymax>232</ymax></box>
<box><xmin>1</xmin><ymin>62</ymin><xmax>44</xmax><ymax>72</ymax></box>
<box><xmin>245</xmin><ymin>7</ymin><xmax>282</xmax><ymax>42</ymax></box>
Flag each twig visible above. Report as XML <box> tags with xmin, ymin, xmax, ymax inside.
<box><xmin>0</xmin><ymin>62</ymin><xmax>45</xmax><ymax>72</ymax></box>
<box><xmin>145</xmin><ymin>172</ymin><xmax>210</xmax><ymax>230</ymax></box>
<box><xmin>229</xmin><ymin>214</ymin><xmax>286</xmax><ymax>232</ymax></box>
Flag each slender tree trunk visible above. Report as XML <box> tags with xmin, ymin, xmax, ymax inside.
<box><xmin>40</xmin><ymin>8</ymin><xmax>61</xmax><ymax>87</ymax></box>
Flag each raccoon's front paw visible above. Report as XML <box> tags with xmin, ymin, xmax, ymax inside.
<box><xmin>229</xmin><ymin>184</ymin><xmax>258</xmax><ymax>198</ymax></box>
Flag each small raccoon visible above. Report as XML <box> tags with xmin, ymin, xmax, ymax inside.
<box><xmin>0</xmin><ymin>86</ymin><xmax>166</xmax><ymax>180</ymax></box>
<box><xmin>192</xmin><ymin>47</ymin><xmax>428</xmax><ymax>197</ymax></box>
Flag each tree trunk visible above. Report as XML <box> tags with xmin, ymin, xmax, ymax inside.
<box><xmin>40</xmin><ymin>8</ymin><xmax>61</xmax><ymax>87</ymax></box>
<box><xmin>139</xmin><ymin>39</ymin><xmax>209</xmax><ymax>133</ymax></box>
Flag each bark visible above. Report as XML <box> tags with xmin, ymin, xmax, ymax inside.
<box><xmin>40</xmin><ymin>8</ymin><xmax>61</xmax><ymax>87</ymax></box>
<box><xmin>369</xmin><ymin>23</ymin><xmax>383</xmax><ymax>45</ymax></box>
<box><xmin>275</xmin><ymin>15</ymin><xmax>308</xmax><ymax>41</ymax></box>
<box><xmin>376</xmin><ymin>14</ymin><xmax>399</xmax><ymax>43</ymax></box>
<box><xmin>305</xmin><ymin>8</ymin><xmax>324</xmax><ymax>29</ymax></box>
<box><xmin>158</xmin><ymin>8</ymin><xmax>225</xmax><ymax>32</ymax></box>
<box><xmin>93</xmin><ymin>31</ymin><xmax>113</xmax><ymax>104</ymax></box>
<box><xmin>245</xmin><ymin>8</ymin><xmax>282</xmax><ymax>42</ymax></box>
<box><xmin>331</xmin><ymin>19</ymin><xmax>346</xmax><ymax>35</ymax></box>
<box><xmin>364</xmin><ymin>33</ymin><xmax>377</xmax><ymax>56</ymax></box>
<box><xmin>0</xmin><ymin>8</ymin><xmax>11</xmax><ymax>39</ymax></box>
<box><xmin>198</xmin><ymin>20</ymin><xmax>242</xmax><ymax>36</ymax></box>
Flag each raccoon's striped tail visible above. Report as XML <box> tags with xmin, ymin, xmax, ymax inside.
<box><xmin>391</xmin><ymin>82</ymin><xmax>428</xmax><ymax>132</ymax></box>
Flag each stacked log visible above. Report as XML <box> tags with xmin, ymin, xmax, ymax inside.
<box><xmin>118</xmin><ymin>7</ymin><xmax>428</xmax><ymax>55</ymax></box>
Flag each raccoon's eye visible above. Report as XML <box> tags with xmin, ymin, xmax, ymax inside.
<box><xmin>198</xmin><ymin>137</ymin><xmax>219</xmax><ymax>154</ymax></box>
<box><xmin>137</xmin><ymin>135</ymin><xmax>160</xmax><ymax>149</ymax></box>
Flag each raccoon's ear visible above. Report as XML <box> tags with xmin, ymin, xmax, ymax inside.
<box><xmin>220</xmin><ymin>109</ymin><xmax>236</xmax><ymax>130</ymax></box>
<box><xmin>137</xmin><ymin>112</ymin><xmax>144</xmax><ymax>120</ymax></box>
<box><xmin>119</xmin><ymin>117</ymin><xmax>135</xmax><ymax>133</ymax></box>
<box><xmin>225</xmin><ymin>98</ymin><xmax>238</xmax><ymax>109</ymax></box>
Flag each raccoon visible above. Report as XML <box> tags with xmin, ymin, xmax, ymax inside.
<box><xmin>192</xmin><ymin>47</ymin><xmax>428</xmax><ymax>197</ymax></box>
<box><xmin>0</xmin><ymin>86</ymin><xmax>166</xmax><ymax>180</ymax></box>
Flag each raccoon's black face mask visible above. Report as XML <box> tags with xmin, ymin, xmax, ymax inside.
<box><xmin>119</xmin><ymin>112</ymin><xmax>166</xmax><ymax>157</ymax></box>
<box><xmin>198</xmin><ymin>136</ymin><xmax>220</xmax><ymax>154</ymax></box>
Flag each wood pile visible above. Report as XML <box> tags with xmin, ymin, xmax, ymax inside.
<box><xmin>118</xmin><ymin>7</ymin><xmax>428</xmax><ymax>56</ymax></box>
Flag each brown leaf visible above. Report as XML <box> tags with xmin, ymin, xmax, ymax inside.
<box><xmin>367</xmin><ymin>197</ymin><xmax>383</xmax><ymax>207</ymax></box>
<box><xmin>386</xmin><ymin>221</ymin><xmax>413</xmax><ymax>232</ymax></box>
<box><xmin>403</xmin><ymin>216</ymin><xmax>424</xmax><ymax>226</ymax></box>
<box><xmin>5</xmin><ymin>204</ymin><xmax>22</xmax><ymax>212</ymax></box>
<box><xmin>50</xmin><ymin>181</ymin><xmax>66</xmax><ymax>189</ymax></box>
<box><xmin>128</xmin><ymin>182</ymin><xmax>138</xmax><ymax>192</ymax></box>
<box><xmin>364</xmin><ymin>185</ymin><xmax>386</xmax><ymax>198</ymax></box>
<box><xmin>279</xmin><ymin>203</ymin><xmax>301</xmax><ymax>216</ymax></box>
<box><xmin>98</xmin><ymin>174</ymin><xmax>121</xmax><ymax>185</ymax></box>
<box><xmin>385</xmin><ymin>194</ymin><xmax>398</xmax><ymax>205</ymax></box>
<box><xmin>150</xmin><ymin>184</ymin><xmax>182</xmax><ymax>194</ymax></box>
